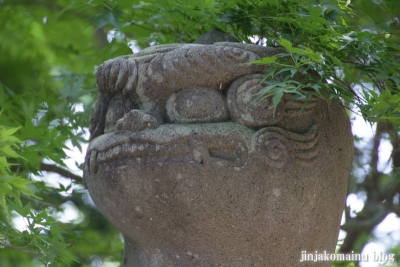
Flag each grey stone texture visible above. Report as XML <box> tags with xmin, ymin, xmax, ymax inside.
<box><xmin>84</xmin><ymin>40</ymin><xmax>353</xmax><ymax>266</ymax></box>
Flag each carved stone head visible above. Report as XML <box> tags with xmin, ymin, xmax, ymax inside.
<box><xmin>84</xmin><ymin>42</ymin><xmax>353</xmax><ymax>267</ymax></box>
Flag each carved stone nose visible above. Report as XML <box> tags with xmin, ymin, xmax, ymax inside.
<box><xmin>114</xmin><ymin>109</ymin><xmax>159</xmax><ymax>132</ymax></box>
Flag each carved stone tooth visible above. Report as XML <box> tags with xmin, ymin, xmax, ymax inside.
<box><xmin>144</xmin><ymin>144</ymin><xmax>153</xmax><ymax>151</ymax></box>
<box><xmin>131</xmin><ymin>144</ymin><xmax>138</xmax><ymax>152</ymax></box>
<box><xmin>146</xmin><ymin>144</ymin><xmax>155</xmax><ymax>152</ymax></box>
<box><xmin>102</xmin><ymin>151</ymin><xmax>108</xmax><ymax>161</ymax></box>
<box><xmin>112</xmin><ymin>146</ymin><xmax>121</xmax><ymax>157</ymax></box>
<box><xmin>122</xmin><ymin>143</ymin><xmax>131</xmax><ymax>153</ymax></box>
<box><xmin>106</xmin><ymin>149</ymin><xmax>113</xmax><ymax>159</ymax></box>
<box><xmin>97</xmin><ymin>152</ymin><xmax>103</xmax><ymax>162</ymax></box>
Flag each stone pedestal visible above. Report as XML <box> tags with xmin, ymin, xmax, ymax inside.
<box><xmin>84</xmin><ymin>42</ymin><xmax>353</xmax><ymax>267</ymax></box>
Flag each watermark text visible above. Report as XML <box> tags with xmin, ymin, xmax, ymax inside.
<box><xmin>300</xmin><ymin>250</ymin><xmax>395</xmax><ymax>263</ymax></box>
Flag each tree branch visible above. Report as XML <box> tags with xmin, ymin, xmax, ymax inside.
<box><xmin>341</xmin><ymin>207</ymin><xmax>388</xmax><ymax>233</ymax></box>
<box><xmin>39</xmin><ymin>163</ymin><xmax>82</xmax><ymax>182</ymax></box>
<box><xmin>361</xmin><ymin>123</ymin><xmax>384</xmax><ymax>200</ymax></box>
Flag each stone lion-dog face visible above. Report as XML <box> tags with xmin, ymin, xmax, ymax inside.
<box><xmin>85</xmin><ymin>43</ymin><xmax>319</xmax><ymax>180</ymax></box>
<box><xmin>83</xmin><ymin>42</ymin><xmax>353</xmax><ymax>267</ymax></box>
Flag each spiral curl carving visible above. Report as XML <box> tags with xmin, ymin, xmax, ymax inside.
<box><xmin>253</xmin><ymin>131</ymin><xmax>292</xmax><ymax>174</ymax></box>
<box><xmin>251</xmin><ymin>125</ymin><xmax>318</xmax><ymax>174</ymax></box>
<box><xmin>227</xmin><ymin>74</ymin><xmax>285</xmax><ymax>128</ymax></box>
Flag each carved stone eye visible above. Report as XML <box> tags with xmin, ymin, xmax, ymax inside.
<box><xmin>166</xmin><ymin>86</ymin><xmax>229</xmax><ymax>123</ymax></box>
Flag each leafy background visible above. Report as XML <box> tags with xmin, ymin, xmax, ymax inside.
<box><xmin>0</xmin><ymin>0</ymin><xmax>399</xmax><ymax>266</ymax></box>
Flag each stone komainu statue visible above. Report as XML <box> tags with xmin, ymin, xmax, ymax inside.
<box><xmin>84</xmin><ymin>39</ymin><xmax>353</xmax><ymax>267</ymax></box>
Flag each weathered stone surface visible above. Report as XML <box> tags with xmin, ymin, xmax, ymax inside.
<box><xmin>84</xmin><ymin>40</ymin><xmax>353</xmax><ymax>267</ymax></box>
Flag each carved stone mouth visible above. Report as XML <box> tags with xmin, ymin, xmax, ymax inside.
<box><xmin>88</xmin><ymin>138</ymin><xmax>249</xmax><ymax>175</ymax></box>
<box><xmin>86</xmin><ymin>123</ymin><xmax>254</xmax><ymax>175</ymax></box>
<box><xmin>86</xmin><ymin>122</ymin><xmax>319</xmax><ymax>177</ymax></box>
